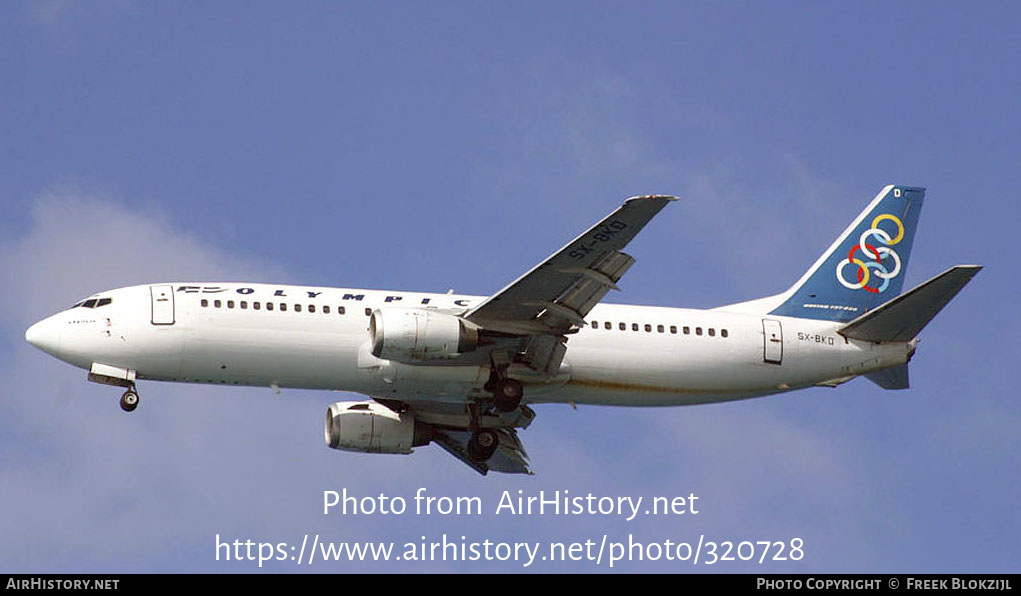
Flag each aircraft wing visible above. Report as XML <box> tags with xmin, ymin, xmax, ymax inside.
<box><xmin>432</xmin><ymin>428</ymin><xmax>533</xmax><ymax>475</ymax></box>
<box><xmin>464</xmin><ymin>195</ymin><xmax>676</xmax><ymax>374</ymax></box>
<box><xmin>376</xmin><ymin>397</ymin><xmax>536</xmax><ymax>475</ymax></box>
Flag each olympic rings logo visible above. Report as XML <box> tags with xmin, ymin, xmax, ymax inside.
<box><xmin>835</xmin><ymin>214</ymin><xmax>905</xmax><ymax>294</ymax></box>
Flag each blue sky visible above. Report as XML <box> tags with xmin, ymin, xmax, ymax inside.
<box><xmin>1</xmin><ymin>2</ymin><xmax>1018</xmax><ymax>572</ymax></box>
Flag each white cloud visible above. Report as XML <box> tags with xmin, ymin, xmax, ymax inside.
<box><xmin>0</xmin><ymin>193</ymin><xmax>436</xmax><ymax>570</ymax></box>
<box><xmin>2</xmin><ymin>193</ymin><xmax>285</xmax><ymax>326</ymax></box>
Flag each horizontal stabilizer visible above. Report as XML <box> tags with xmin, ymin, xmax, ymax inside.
<box><xmin>865</xmin><ymin>364</ymin><xmax>910</xmax><ymax>390</ymax></box>
<box><xmin>839</xmin><ymin>265</ymin><xmax>982</xmax><ymax>342</ymax></box>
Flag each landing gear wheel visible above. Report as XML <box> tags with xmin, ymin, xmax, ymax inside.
<box><xmin>493</xmin><ymin>378</ymin><xmax>523</xmax><ymax>413</ymax></box>
<box><xmin>119</xmin><ymin>390</ymin><xmax>139</xmax><ymax>412</ymax></box>
<box><xmin>468</xmin><ymin>429</ymin><xmax>499</xmax><ymax>462</ymax></box>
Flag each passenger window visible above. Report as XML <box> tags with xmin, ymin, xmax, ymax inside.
<box><xmin>696</xmin><ymin>327</ymin><xmax>703</xmax><ymax>336</ymax></box>
<box><xmin>82</xmin><ymin>299</ymin><xmax>98</xmax><ymax>308</ymax></box>
<box><xmin>254</xmin><ymin>302</ymin><xmax>261</xmax><ymax>310</ymax></box>
<box><xmin>657</xmin><ymin>325</ymin><xmax>664</xmax><ymax>333</ymax></box>
<box><xmin>323</xmin><ymin>305</ymin><xmax>330</xmax><ymax>314</ymax></box>
<box><xmin>670</xmin><ymin>325</ymin><xmax>677</xmax><ymax>334</ymax></box>
<box><xmin>591</xmin><ymin>321</ymin><xmax>598</xmax><ymax>328</ymax></box>
<box><xmin>338</xmin><ymin>306</ymin><xmax>346</xmax><ymax>315</ymax></box>
<box><xmin>708</xmin><ymin>328</ymin><xmax>715</xmax><ymax>337</ymax></box>
<box><xmin>240</xmin><ymin>301</ymin><xmax>247</xmax><ymax>309</ymax></box>
<box><xmin>721</xmin><ymin>329</ymin><xmax>728</xmax><ymax>338</ymax></box>
<box><xmin>309</xmin><ymin>305</ymin><xmax>316</xmax><ymax>313</ymax></box>
<box><xmin>227</xmin><ymin>300</ymin><xmax>234</xmax><ymax>309</ymax></box>
<box><xmin>604</xmin><ymin>322</ymin><xmax>611</xmax><ymax>330</ymax></box>
<box><xmin>630</xmin><ymin>323</ymin><xmax>637</xmax><ymax>331</ymax></box>
<box><xmin>643</xmin><ymin>324</ymin><xmax>651</xmax><ymax>332</ymax></box>
<box><xmin>280</xmin><ymin>303</ymin><xmax>287</xmax><ymax>311</ymax></box>
<box><xmin>214</xmin><ymin>300</ymin><xmax>222</xmax><ymax>308</ymax></box>
<box><xmin>683</xmin><ymin>326</ymin><xmax>690</xmax><ymax>335</ymax></box>
<box><xmin>295</xmin><ymin>304</ymin><xmax>302</xmax><ymax>312</ymax></box>
<box><xmin>365</xmin><ymin>308</ymin><xmax>371</xmax><ymax>316</ymax></box>
<box><xmin>619</xmin><ymin>322</ymin><xmax>626</xmax><ymax>330</ymax></box>
<box><xmin>266</xmin><ymin>302</ymin><xmax>274</xmax><ymax>311</ymax></box>
<box><xmin>201</xmin><ymin>299</ymin><xmax>208</xmax><ymax>307</ymax></box>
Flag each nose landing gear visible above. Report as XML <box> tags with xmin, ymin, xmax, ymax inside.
<box><xmin>119</xmin><ymin>387</ymin><xmax>139</xmax><ymax>412</ymax></box>
<box><xmin>87</xmin><ymin>364</ymin><xmax>140</xmax><ymax>413</ymax></box>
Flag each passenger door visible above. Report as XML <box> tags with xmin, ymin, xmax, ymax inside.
<box><xmin>150</xmin><ymin>285</ymin><xmax>175</xmax><ymax>325</ymax></box>
<box><xmin>762</xmin><ymin>319</ymin><xmax>782</xmax><ymax>364</ymax></box>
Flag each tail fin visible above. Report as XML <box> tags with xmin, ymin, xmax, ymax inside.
<box><xmin>838</xmin><ymin>265</ymin><xmax>982</xmax><ymax>342</ymax></box>
<box><xmin>769</xmin><ymin>184</ymin><xmax>925</xmax><ymax>322</ymax></box>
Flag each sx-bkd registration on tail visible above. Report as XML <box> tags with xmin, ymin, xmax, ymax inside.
<box><xmin>26</xmin><ymin>185</ymin><xmax>980</xmax><ymax>475</ymax></box>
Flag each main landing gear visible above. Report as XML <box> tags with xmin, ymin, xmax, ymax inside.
<box><xmin>465</xmin><ymin>401</ymin><xmax>489</xmax><ymax>462</ymax></box>
<box><xmin>465</xmin><ymin>356</ymin><xmax>527</xmax><ymax>463</ymax></box>
<box><xmin>493</xmin><ymin>378</ymin><xmax>523</xmax><ymax>413</ymax></box>
<box><xmin>466</xmin><ymin>358</ymin><xmax>526</xmax><ymax>463</ymax></box>
<box><xmin>465</xmin><ymin>400</ymin><xmax>501</xmax><ymax>464</ymax></box>
<box><xmin>119</xmin><ymin>387</ymin><xmax>139</xmax><ymax>412</ymax></box>
<box><xmin>484</xmin><ymin>356</ymin><xmax>523</xmax><ymax>413</ymax></box>
<box><xmin>468</xmin><ymin>429</ymin><xmax>499</xmax><ymax>463</ymax></box>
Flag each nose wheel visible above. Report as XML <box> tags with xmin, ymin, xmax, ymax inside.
<box><xmin>119</xmin><ymin>388</ymin><xmax>139</xmax><ymax>412</ymax></box>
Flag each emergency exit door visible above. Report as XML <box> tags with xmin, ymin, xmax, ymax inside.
<box><xmin>150</xmin><ymin>285</ymin><xmax>175</xmax><ymax>325</ymax></box>
<box><xmin>762</xmin><ymin>319</ymin><xmax>782</xmax><ymax>364</ymax></box>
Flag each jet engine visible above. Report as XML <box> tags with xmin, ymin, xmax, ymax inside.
<box><xmin>369</xmin><ymin>308</ymin><xmax>479</xmax><ymax>363</ymax></box>
<box><xmin>324</xmin><ymin>401</ymin><xmax>430</xmax><ymax>454</ymax></box>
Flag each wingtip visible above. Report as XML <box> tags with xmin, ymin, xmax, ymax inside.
<box><xmin>625</xmin><ymin>194</ymin><xmax>679</xmax><ymax>203</ymax></box>
<box><xmin>887</xmin><ymin>184</ymin><xmax>927</xmax><ymax>193</ymax></box>
<box><xmin>952</xmin><ymin>264</ymin><xmax>984</xmax><ymax>274</ymax></box>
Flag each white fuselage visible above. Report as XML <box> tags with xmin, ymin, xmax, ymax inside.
<box><xmin>30</xmin><ymin>282</ymin><xmax>913</xmax><ymax>408</ymax></box>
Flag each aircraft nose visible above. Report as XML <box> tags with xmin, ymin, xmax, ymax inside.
<box><xmin>25</xmin><ymin>316</ymin><xmax>61</xmax><ymax>357</ymax></box>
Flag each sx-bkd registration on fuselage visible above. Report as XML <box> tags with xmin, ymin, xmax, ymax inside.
<box><xmin>25</xmin><ymin>185</ymin><xmax>980</xmax><ymax>475</ymax></box>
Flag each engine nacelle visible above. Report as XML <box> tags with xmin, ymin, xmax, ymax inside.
<box><xmin>369</xmin><ymin>308</ymin><xmax>479</xmax><ymax>362</ymax></box>
<box><xmin>324</xmin><ymin>401</ymin><xmax>430</xmax><ymax>454</ymax></box>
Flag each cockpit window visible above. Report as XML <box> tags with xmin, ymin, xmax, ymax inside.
<box><xmin>73</xmin><ymin>297</ymin><xmax>113</xmax><ymax>309</ymax></box>
<box><xmin>69</xmin><ymin>301</ymin><xmax>85</xmax><ymax>309</ymax></box>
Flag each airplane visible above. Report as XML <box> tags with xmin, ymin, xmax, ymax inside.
<box><xmin>24</xmin><ymin>184</ymin><xmax>980</xmax><ymax>475</ymax></box>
